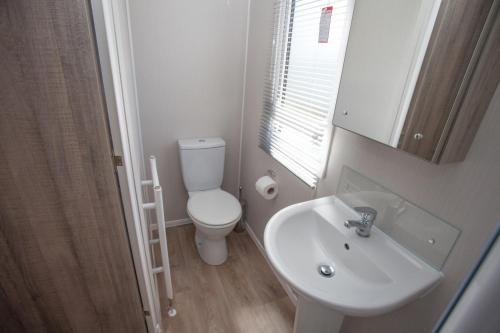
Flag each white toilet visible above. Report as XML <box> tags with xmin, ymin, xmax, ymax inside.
<box><xmin>178</xmin><ymin>137</ymin><xmax>242</xmax><ymax>265</ymax></box>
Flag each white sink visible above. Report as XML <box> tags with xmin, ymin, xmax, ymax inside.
<box><xmin>264</xmin><ymin>195</ymin><xmax>442</xmax><ymax>332</ymax></box>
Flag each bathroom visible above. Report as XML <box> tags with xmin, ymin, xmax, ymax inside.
<box><xmin>1</xmin><ymin>0</ymin><xmax>499</xmax><ymax>332</ymax></box>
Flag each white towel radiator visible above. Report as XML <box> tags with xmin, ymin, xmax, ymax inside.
<box><xmin>141</xmin><ymin>156</ymin><xmax>176</xmax><ymax>319</ymax></box>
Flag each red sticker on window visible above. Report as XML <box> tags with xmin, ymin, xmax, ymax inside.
<box><xmin>318</xmin><ymin>6</ymin><xmax>333</xmax><ymax>43</ymax></box>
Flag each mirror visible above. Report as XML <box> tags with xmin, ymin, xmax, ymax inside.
<box><xmin>333</xmin><ymin>0</ymin><xmax>441</xmax><ymax>147</ymax></box>
<box><xmin>332</xmin><ymin>0</ymin><xmax>498</xmax><ymax>163</ymax></box>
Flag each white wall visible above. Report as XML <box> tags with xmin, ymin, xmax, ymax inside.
<box><xmin>128</xmin><ymin>0</ymin><xmax>249</xmax><ymax>220</ymax></box>
<box><xmin>440</xmin><ymin>234</ymin><xmax>500</xmax><ymax>333</ymax></box>
<box><xmin>240</xmin><ymin>0</ymin><xmax>500</xmax><ymax>331</ymax></box>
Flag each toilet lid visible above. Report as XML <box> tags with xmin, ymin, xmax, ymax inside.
<box><xmin>187</xmin><ymin>190</ymin><xmax>242</xmax><ymax>227</ymax></box>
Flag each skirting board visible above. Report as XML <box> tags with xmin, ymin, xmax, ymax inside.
<box><xmin>165</xmin><ymin>218</ymin><xmax>192</xmax><ymax>228</ymax></box>
<box><xmin>245</xmin><ymin>223</ymin><xmax>298</xmax><ymax>306</ymax></box>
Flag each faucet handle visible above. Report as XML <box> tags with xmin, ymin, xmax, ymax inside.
<box><xmin>345</xmin><ymin>207</ymin><xmax>377</xmax><ymax>237</ymax></box>
<box><xmin>353</xmin><ymin>206</ymin><xmax>377</xmax><ymax>222</ymax></box>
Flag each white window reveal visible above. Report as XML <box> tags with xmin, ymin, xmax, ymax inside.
<box><xmin>260</xmin><ymin>0</ymin><xmax>355</xmax><ymax>187</ymax></box>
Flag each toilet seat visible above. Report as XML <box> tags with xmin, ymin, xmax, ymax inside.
<box><xmin>187</xmin><ymin>189</ymin><xmax>242</xmax><ymax>228</ymax></box>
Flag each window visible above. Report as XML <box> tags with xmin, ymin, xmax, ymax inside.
<box><xmin>260</xmin><ymin>0</ymin><xmax>355</xmax><ymax>187</ymax></box>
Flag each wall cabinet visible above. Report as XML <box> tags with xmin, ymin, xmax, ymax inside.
<box><xmin>334</xmin><ymin>0</ymin><xmax>500</xmax><ymax>163</ymax></box>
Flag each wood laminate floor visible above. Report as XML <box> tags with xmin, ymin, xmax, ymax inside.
<box><xmin>157</xmin><ymin>224</ymin><xmax>295</xmax><ymax>333</ymax></box>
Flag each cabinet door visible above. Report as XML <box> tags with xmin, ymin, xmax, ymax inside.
<box><xmin>398</xmin><ymin>0</ymin><xmax>498</xmax><ymax>162</ymax></box>
<box><xmin>0</xmin><ymin>0</ymin><xmax>146</xmax><ymax>332</ymax></box>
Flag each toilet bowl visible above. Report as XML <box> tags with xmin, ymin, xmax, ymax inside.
<box><xmin>187</xmin><ymin>189</ymin><xmax>241</xmax><ymax>265</ymax></box>
<box><xmin>178</xmin><ymin>137</ymin><xmax>242</xmax><ymax>265</ymax></box>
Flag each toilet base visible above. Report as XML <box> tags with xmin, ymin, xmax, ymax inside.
<box><xmin>195</xmin><ymin>229</ymin><xmax>229</xmax><ymax>265</ymax></box>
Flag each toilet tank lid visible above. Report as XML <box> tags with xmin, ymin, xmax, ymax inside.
<box><xmin>178</xmin><ymin>137</ymin><xmax>225</xmax><ymax>150</ymax></box>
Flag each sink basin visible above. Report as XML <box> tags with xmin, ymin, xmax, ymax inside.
<box><xmin>264</xmin><ymin>196</ymin><xmax>442</xmax><ymax>332</ymax></box>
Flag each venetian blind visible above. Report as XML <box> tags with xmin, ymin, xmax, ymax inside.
<box><xmin>259</xmin><ymin>0</ymin><xmax>354</xmax><ymax>187</ymax></box>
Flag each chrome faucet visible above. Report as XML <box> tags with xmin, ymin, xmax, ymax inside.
<box><xmin>344</xmin><ymin>207</ymin><xmax>377</xmax><ymax>237</ymax></box>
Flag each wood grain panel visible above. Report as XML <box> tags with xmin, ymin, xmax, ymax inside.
<box><xmin>398</xmin><ymin>0</ymin><xmax>494</xmax><ymax>160</ymax></box>
<box><xmin>0</xmin><ymin>0</ymin><xmax>146</xmax><ymax>332</ymax></box>
<box><xmin>439</xmin><ymin>7</ymin><xmax>500</xmax><ymax>162</ymax></box>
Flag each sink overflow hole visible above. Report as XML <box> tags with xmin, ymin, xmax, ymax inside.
<box><xmin>318</xmin><ymin>264</ymin><xmax>335</xmax><ymax>278</ymax></box>
<box><xmin>344</xmin><ymin>243</ymin><xmax>350</xmax><ymax>250</ymax></box>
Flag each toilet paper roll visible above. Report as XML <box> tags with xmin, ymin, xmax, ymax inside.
<box><xmin>255</xmin><ymin>175</ymin><xmax>278</xmax><ymax>200</ymax></box>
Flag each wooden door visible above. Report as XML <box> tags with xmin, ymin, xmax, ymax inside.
<box><xmin>0</xmin><ymin>0</ymin><xmax>147</xmax><ymax>332</ymax></box>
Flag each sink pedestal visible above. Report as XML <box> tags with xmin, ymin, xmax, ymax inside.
<box><xmin>293</xmin><ymin>295</ymin><xmax>344</xmax><ymax>333</ymax></box>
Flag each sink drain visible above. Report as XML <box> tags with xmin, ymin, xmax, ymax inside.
<box><xmin>318</xmin><ymin>264</ymin><xmax>335</xmax><ymax>278</ymax></box>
